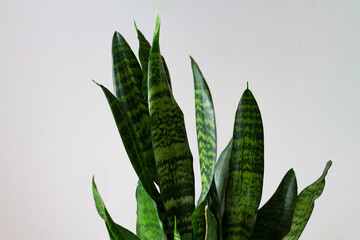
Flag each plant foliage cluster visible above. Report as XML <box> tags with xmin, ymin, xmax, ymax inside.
<box><xmin>92</xmin><ymin>17</ymin><xmax>332</xmax><ymax>240</ymax></box>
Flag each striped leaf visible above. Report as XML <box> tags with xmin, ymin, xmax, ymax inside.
<box><xmin>92</xmin><ymin>177</ymin><xmax>140</xmax><ymax>240</ymax></box>
<box><xmin>136</xmin><ymin>180</ymin><xmax>166</xmax><ymax>240</ymax></box>
<box><xmin>283</xmin><ymin>161</ymin><xmax>332</xmax><ymax>240</ymax></box>
<box><xmin>214</xmin><ymin>138</ymin><xmax>232</xmax><ymax>216</ymax></box>
<box><xmin>134</xmin><ymin>25</ymin><xmax>172</xmax><ymax>101</ymax></box>
<box><xmin>191</xmin><ymin>57</ymin><xmax>217</xmax><ymax>205</ymax></box>
<box><xmin>192</xmin><ymin>181</ymin><xmax>221</xmax><ymax>240</ymax></box>
<box><xmin>148</xmin><ymin>16</ymin><xmax>195</xmax><ymax>240</ymax></box>
<box><xmin>112</xmin><ymin>31</ymin><xmax>157</xmax><ymax>184</ymax></box>
<box><xmin>94</xmin><ymin>81</ymin><xmax>161</xmax><ymax>205</ymax></box>
<box><xmin>223</xmin><ymin>88</ymin><xmax>264</xmax><ymax>240</ymax></box>
<box><xmin>251</xmin><ymin>169</ymin><xmax>298</xmax><ymax>240</ymax></box>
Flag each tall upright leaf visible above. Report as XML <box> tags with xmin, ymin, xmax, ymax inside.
<box><xmin>112</xmin><ymin>31</ymin><xmax>157</xmax><ymax>184</ymax></box>
<box><xmin>251</xmin><ymin>169</ymin><xmax>298</xmax><ymax>240</ymax></box>
<box><xmin>134</xmin><ymin>25</ymin><xmax>171</xmax><ymax>101</ymax></box>
<box><xmin>191</xmin><ymin>57</ymin><xmax>217</xmax><ymax>205</ymax></box>
<box><xmin>214</xmin><ymin>138</ymin><xmax>232</xmax><ymax>216</ymax></box>
<box><xmin>92</xmin><ymin>177</ymin><xmax>140</xmax><ymax>240</ymax></box>
<box><xmin>148</xmin><ymin>16</ymin><xmax>195</xmax><ymax>240</ymax></box>
<box><xmin>223</xmin><ymin>88</ymin><xmax>264</xmax><ymax>240</ymax></box>
<box><xmin>283</xmin><ymin>160</ymin><xmax>332</xmax><ymax>240</ymax></box>
<box><xmin>136</xmin><ymin>180</ymin><xmax>166</xmax><ymax>240</ymax></box>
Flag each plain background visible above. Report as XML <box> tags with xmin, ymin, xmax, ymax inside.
<box><xmin>0</xmin><ymin>0</ymin><xmax>359</xmax><ymax>239</ymax></box>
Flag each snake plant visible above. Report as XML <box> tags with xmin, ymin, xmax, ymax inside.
<box><xmin>92</xmin><ymin>16</ymin><xmax>332</xmax><ymax>240</ymax></box>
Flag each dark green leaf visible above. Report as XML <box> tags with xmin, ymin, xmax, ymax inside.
<box><xmin>283</xmin><ymin>161</ymin><xmax>332</xmax><ymax>240</ymax></box>
<box><xmin>92</xmin><ymin>177</ymin><xmax>140</xmax><ymax>240</ymax></box>
<box><xmin>191</xmin><ymin>200</ymin><xmax>218</xmax><ymax>240</ymax></box>
<box><xmin>174</xmin><ymin>216</ymin><xmax>182</xmax><ymax>240</ymax></box>
<box><xmin>148</xmin><ymin>16</ymin><xmax>195</xmax><ymax>240</ymax></box>
<box><xmin>111</xmin><ymin>31</ymin><xmax>158</xmax><ymax>184</ymax></box>
<box><xmin>223</xmin><ymin>88</ymin><xmax>264</xmax><ymax>239</ymax></box>
<box><xmin>93</xmin><ymin>81</ymin><xmax>161</xmax><ymax>204</ymax></box>
<box><xmin>205</xmin><ymin>205</ymin><xmax>218</xmax><ymax>240</ymax></box>
<box><xmin>214</xmin><ymin>138</ymin><xmax>232</xmax><ymax>216</ymax></box>
<box><xmin>136</xmin><ymin>180</ymin><xmax>166</xmax><ymax>240</ymax></box>
<box><xmin>251</xmin><ymin>169</ymin><xmax>298</xmax><ymax>240</ymax></box>
<box><xmin>191</xmin><ymin>57</ymin><xmax>217</xmax><ymax>206</ymax></box>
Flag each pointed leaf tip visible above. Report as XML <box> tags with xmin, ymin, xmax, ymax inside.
<box><xmin>92</xmin><ymin>80</ymin><xmax>100</xmax><ymax>86</ymax></box>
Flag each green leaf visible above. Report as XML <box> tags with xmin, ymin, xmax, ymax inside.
<box><xmin>136</xmin><ymin>180</ymin><xmax>166</xmax><ymax>240</ymax></box>
<box><xmin>134</xmin><ymin>24</ymin><xmax>171</xmax><ymax>101</ymax></box>
<box><xmin>111</xmin><ymin>31</ymin><xmax>158</xmax><ymax>185</ymax></box>
<box><xmin>93</xmin><ymin>81</ymin><xmax>161</xmax><ymax>204</ymax></box>
<box><xmin>190</xmin><ymin>57</ymin><xmax>217</xmax><ymax>206</ymax></box>
<box><xmin>214</xmin><ymin>138</ymin><xmax>232</xmax><ymax>216</ymax></box>
<box><xmin>92</xmin><ymin>177</ymin><xmax>140</xmax><ymax>240</ymax></box>
<box><xmin>191</xmin><ymin>201</ymin><xmax>218</xmax><ymax>240</ymax></box>
<box><xmin>174</xmin><ymin>216</ymin><xmax>182</xmax><ymax>240</ymax></box>
<box><xmin>251</xmin><ymin>169</ymin><xmax>298</xmax><ymax>240</ymax></box>
<box><xmin>205</xmin><ymin>205</ymin><xmax>218</xmax><ymax>240</ymax></box>
<box><xmin>283</xmin><ymin>161</ymin><xmax>332</xmax><ymax>240</ymax></box>
<box><xmin>223</xmin><ymin>88</ymin><xmax>264</xmax><ymax>240</ymax></box>
<box><xmin>148</xmin><ymin>16</ymin><xmax>195</xmax><ymax>240</ymax></box>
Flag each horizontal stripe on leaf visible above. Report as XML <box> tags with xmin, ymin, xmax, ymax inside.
<box><xmin>251</xmin><ymin>169</ymin><xmax>298</xmax><ymax>240</ymax></box>
<box><xmin>191</xmin><ymin>57</ymin><xmax>217</xmax><ymax>206</ymax></box>
<box><xmin>92</xmin><ymin>177</ymin><xmax>140</xmax><ymax>240</ymax></box>
<box><xmin>283</xmin><ymin>161</ymin><xmax>332</xmax><ymax>240</ymax></box>
<box><xmin>112</xmin><ymin>31</ymin><xmax>158</xmax><ymax>185</ymax></box>
<box><xmin>148</xmin><ymin>16</ymin><xmax>194</xmax><ymax>240</ymax></box>
<box><xmin>223</xmin><ymin>88</ymin><xmax>264</xmax><ymax>240</ymax></box>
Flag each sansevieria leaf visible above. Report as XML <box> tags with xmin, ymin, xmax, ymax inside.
<box><xmin>251</xmin><ymin>169</ymin><xmax>298</xmax><ymax>240</ymax></box>
<box><xmin>283</xmin><ymin>160</ymin><xmax>332</xmax><ymax>240</ymax></box>
<box><xmin>112</xmin><ymin>31</ymin><xmax>157</xmax><ymax>184</ymax></box>
<box><xmin>93</xmin><ymin>81</ymin><xmax>161</xmax><ymax>204</ymax></box>
<box><xmin>148</xmin><ymin>16</ymin><xmax>195</xmax><ymax>239</ymax></box>
<box><xmin>223</xmin><ymin>87</ymin><xmax>264</xmax><ymax>240</ymax></box>
<box><xmin>214</xmin><ymin>138</ymin><xmax>232</xmax><ymax>216</ymax></box>
<box><xmin>174</xmin><ymin>216</ymin><xmax>182</xmax><ymax>240</ymax></box>
<box><xmin>134</xmin><ymin>25</ymin><xmax>172</xmax><ymax>101</ymax></box>
<box><xmin>136</xmin><ymin>180</ymin><xmax>166</xmax><ymax>240</ymax></box>
<box><xmin>92</xmin><ymin>177</ymin><xmax>140</xmax><ymax>240</ymax></box>
<box><xmin>191</xmin><ymin>57</ymin><xmax>217</xmax><ymax>206</ymax></box>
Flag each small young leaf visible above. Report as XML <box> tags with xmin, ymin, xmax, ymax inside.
<box><xmin>283</xmin><ymin>161</ymin><xmax>332</xmax><ymax>240</ymax></box>
<box><xmin>223</xmin><ymin>88</ymin><xmax>264</xmax><ymax>239</ymax></box>
<box><xmin>136</xmin><ymin>180</ymin><xmax>167</xmax><ymax>240</ymax></box>
<box><xmin>92</xmin><ymin>177</ymin><xmax>140</xmax><ymax>240</ymax></box>
<box><xmin>251</xmin><ymin>169</ymin><xmax>298</xmax><ymax>240</ymax></box>
<box><xmin>191</xmin><ymin>57</ymin><xmax>217</xmax><ymax>205</ymax></box>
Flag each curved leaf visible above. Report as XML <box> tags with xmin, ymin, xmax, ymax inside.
<box><xmin>251</xmin><ymin>169</ymin><xmax>298</xmax><ymax>240</ymax></box>
<box><xmin>148</xmin><ymin>16</ymin><xmax>195</xmax><ymax>240</ymax></box>
<box><xmin>214</xmin><ymin>138</ymin><xmax>232</xmax><ymax>216</ymax></box>
<box><xmin>136</xmin><ymin>180</ymin><xmax>166</xmax><ymax>240</ymax></box>
<box><xmin>191</xmin><ymin>57</ymin><xmax>217</xmax><ymax>206</ymax></box>
<box><xmin>111</xmin><ymin>31</ymin><xmax>157</xmax><ymax>184</ymax></box>
<box><xmin>283</xmin><ymin>161</ymin><xmax>332</xmax><ymax>240</ymax></box>
<box><xmin>93</xmin><ymin>82</ymin><xmax>161</xmax><ymax>204</ymax></box>
<box><xmin>92</xmin><ymin>177</ymin><xmax>140</xmax><ymax>240</ymax></box>
<box><xmin>223</xmin><ymin>88</ymin><xmax>264</xmax><ymax>240</ymax></box>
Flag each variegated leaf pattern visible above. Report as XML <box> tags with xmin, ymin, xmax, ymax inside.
<box><xmin>148</xmin><ymin>16</ymin><xmax>195</xmax><ymax>240</ymax></box>
<box><xmin>134</xmin><ymin>25</ymin><xmax>171</xmax><ymax>101</ymax></box>
<box><xmin>251</xmin><ymin>169</ymin><xmax>298</xmax><ymax>240</ymax></box>
<box><xmin>214</xmin><ymin>138</ymin><xmax>232</xmax><ymax>216</ymax></box>
<box><xmin>223</xmin><ymin>88</ymin><xmax>264</xmax><ymax>240</ymax></box>
<box><xmin>112</xmin><ymin>31</ymin><xmax>157</xmax><ymax>184</ymax></box>
<box><xmin>191</xmin><ymin>57</ymin><xmax>217</xmax><ymax>206</ymax></box>
<box><xmin>283</xmin><ymin>160</ymin><xmax>332</xmax><ymax>240</ymax></box>
<box><xmin>94</xmin><ymin>82</ymin><xmax>162</xmax><ymax>206</ymax></box>
<box><xmin>136</xmin><ymin>180</ymin><xmax>166</xmax><ymax>240</ymax></box>
<box><xmin>92</xmin><ymin>177</ymin><xmax>140</xmax><ymax>240</ymax></box>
